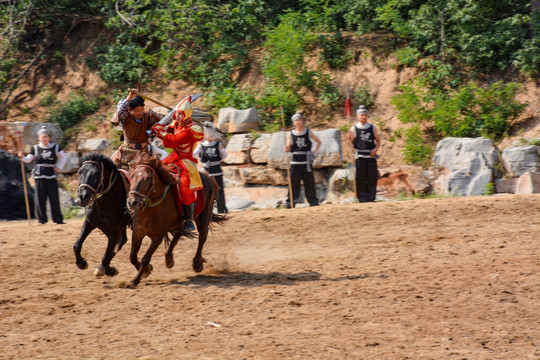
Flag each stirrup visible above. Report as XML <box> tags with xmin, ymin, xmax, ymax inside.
<box><xmin>184</xmin><ymin>219</ymin><xmax>196</xmax><ymax>232</ymax></box>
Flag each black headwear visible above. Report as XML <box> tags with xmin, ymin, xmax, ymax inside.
<box><xmin>129</xmin><ymin>96</ymin><xmax>145</xmax><ymax>109</ymax></box>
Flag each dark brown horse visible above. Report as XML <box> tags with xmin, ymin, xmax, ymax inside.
<box><xmin>74</xmin><ymin>153</ymin><xmax>131</xmax><ymax>276</ymax></box>
<box><xmin>126</xmin><ymin>153</ymin><xmax>226</xmax><ymax>287</ymax></box>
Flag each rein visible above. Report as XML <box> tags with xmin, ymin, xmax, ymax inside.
<box><xmin>77</xmin><ymin>160</ymin><xmax>118</xmax><ymax>207</ymax></box>
<box><xmin>128</xmin><ymin>164</ymin><xmax>171</xmax><ymax>211</ymax></box>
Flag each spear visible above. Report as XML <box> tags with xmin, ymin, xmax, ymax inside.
<box><xmin>17</xmin><ymin>131</ymin><xmax>31</xmax><ymax>225</ymax></box>
<box><xmin>281</xmin><ymin>105</ymin><xmax>294</xmax><ymax>209</ymax></box>
<box><xmin>346</xmin><ymin>85</ymin><xmax>357</xmax><ymax>198</ymax></box>
<box><xmin>132</xmin><ymin>90</ymin><xmax>224</xmax><ymax>135</ymax></box>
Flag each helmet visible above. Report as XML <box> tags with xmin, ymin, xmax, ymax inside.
<box><xmin>172</xmin><ymin>95</ymin><xmax>194</xmax><ymax>122</ymax></box>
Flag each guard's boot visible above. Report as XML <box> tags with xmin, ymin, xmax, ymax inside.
<box><xmin>182</xmin><ymin>203</ymin><xmax>196</xmax><ymax>232</ymax></box>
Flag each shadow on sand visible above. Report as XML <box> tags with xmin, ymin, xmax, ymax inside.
<box><xmin>142</xmin><ymin>271</ymin><xmax>389</xmax><ymax>289</ymax></box>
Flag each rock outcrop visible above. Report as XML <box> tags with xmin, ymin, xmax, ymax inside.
<box><xmin>431</xmin><ymin>137</ymin><xmax>499</xmax><ymax>196</ymax></box>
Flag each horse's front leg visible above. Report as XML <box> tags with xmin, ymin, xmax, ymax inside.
<box><xmin>117</xmin><ymin>226</ymin><xmax>128</xmax><ymax>252</ymax></box>
<box><xmin>165</xmin><ymin>232</ymin><xmax>182</xmax><ymax>269</ymax></box>
<box><xmin>128</xmin><ymin>234</ymin><xmax>163</xmax><ymax>288</ymax></box>
<box><xmin>94</xmin><ymin>230</ymin><xmax>122</xmax><ymax>277</ymax></box>
<box><xmin>129</xmin><ymin>229</ymin><xmax>145</xmax><ymax>273</ymax></box>
<box><xmin>73</xmin><ymin>220</ymin><xmax>96</xmax><ymax>270</ymax></box>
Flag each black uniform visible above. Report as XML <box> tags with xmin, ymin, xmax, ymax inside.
<box><xmin>286</xmin><ymin>129</ymin><xmax>318</xmax><ymax>208</ymax></box>
<box><xmin>199</xmin><ymin>141</ymin><xmax>228</xmax><ymax>214</ymax></box>
<box><xmin>353</xmin><ymin>123</ymin><xmax>378</xmax><ymax>202</ymax></box>
<box><xmin>30</xmin><ymin>143</ymin><xmax>64</xmax><ymax>224</ymax></box>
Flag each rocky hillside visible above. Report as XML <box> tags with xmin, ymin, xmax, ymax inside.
<box><xmin>3</xmin><ymin>27</ymin><xmax>539</xmax><ymax>169</ymax></box>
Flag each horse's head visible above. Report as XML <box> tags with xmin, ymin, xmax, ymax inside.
<box><xmin>127</xmin><ymin>164</ymin><xmax>155</xmax><ymax>213</ymax></box>
<box><xmin>76</xmin><ymin>160</ymin><xmax>104</xmax><ymax>207</ymax></box>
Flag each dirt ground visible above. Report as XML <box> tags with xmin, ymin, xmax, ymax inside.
<box><xmin>0</xmin><ymin>194</ymin><xmax>539</xmax><ymax>359</ymax></box>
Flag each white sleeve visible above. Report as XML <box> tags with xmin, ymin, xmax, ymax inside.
<box><xmin>219</xmin><ymin>143</ymin><xmax>227</xmax><ymax>160</ymax></box>
<box><xmin>22</xmin><ymin>154</ymin><xmax>35</xmax><ymax>163</ymax></box>
<box><xmin>56</xmin><ymin>150</ymin><xmax>67</xmax><ymax>169</ymax></box>
<box><xmin>193</xmin><ymin>144</ymin><xmax>202</xmax><ymax>157</ymax></box>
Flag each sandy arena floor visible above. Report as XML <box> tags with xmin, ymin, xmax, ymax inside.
<box><xmin>0</xmin><ymin>194</ymin><xmax>539</xmax><ymax>359</ymax></box>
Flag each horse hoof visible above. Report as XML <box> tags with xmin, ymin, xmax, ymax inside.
<box><xmin>141</xmin><ymin>264</ymin><xmax>153</xmax><ymax>278</ymax></box>
<box><xmin>126</xmin><ymin>281</ymin><xmax>138</xmax><ymax>289</ymax></box>
<box><xmin>165</xmin><ymin>255</ymin><xmax>174</xmax><ymax>269</ymax></box>
<box><xmin>77</xmin><ymin>259</ymin><xmax>88</xmax><ymax>270</ymax></box>
<box><xmin>106</xmin><ymin>266</ymin><xmax>119</xmax><ymax>277</ymax></box>
<box><xmin>93</xmin><ymin>264</ymin><xmax>106</xmax><ymax>277</ymax></box>
<box><xmin>192</xmin><ymin>261</ymin><xmax>204</xmax><ymax>273</ymax></box>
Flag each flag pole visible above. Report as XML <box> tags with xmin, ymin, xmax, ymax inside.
<box><xmin>345</xmin><ymin>85</ymin><xmax>357</xmax><ymax>198</ymax></box>
<box><xmin>17</xmin><ymin>131</ymin><xmax>32</xmax><ymax>225</ymax></box>
<box><xmin>281</xmin><ymin>105</ymin><xmax>294</xmax><ymax>209</ymax></box>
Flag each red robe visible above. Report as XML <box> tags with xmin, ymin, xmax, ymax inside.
<box><xmin>161</xmin><ymin>120</ymin><xmax>204</xmax><ymax>204</ymax></box>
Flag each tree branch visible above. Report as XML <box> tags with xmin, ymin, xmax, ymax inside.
<box><xmin>115</xmin><ymin>0</ymin><xmax>134</xmax><ymax>27</ymax></box>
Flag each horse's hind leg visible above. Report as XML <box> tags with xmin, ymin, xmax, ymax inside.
<box><xmin>73</xmin><ymin>220</ymin><xmax>96</xmax><ymax>270</ymax></box>
<box><xmin>129</xmin><ymin>235</ymin><xmax>162</xmax><ymax>288</ymax></box>
<box><xmin>94</xmin><ymin>230</ymin><xmax>122</xmax><ymax>277</ymax></box>
<box><xmin>165</xmin><ymin>232</ymin><xmax>182</xmax><ymax>269</ymax></box>
<box><xmin>192</xmin><ymin>220</ymin><xmax>209</xmax><ymax>273</ymax></box>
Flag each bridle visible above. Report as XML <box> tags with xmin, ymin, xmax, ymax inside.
<box><xmin>127</xmin><ymin>164</ymin><xmax>170</xmax><ymax>212</ymax></box>
<box><xmin>77</xmin><ymin>160</ymin><xmax>117</xmax><ymax>207</ymax></box>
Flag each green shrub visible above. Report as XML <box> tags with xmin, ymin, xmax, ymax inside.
<box><xmin>402</xmin><ymin>125</ymin><xmax>432</xmax><ymax>166</ymax></box>
<box><xmin>49</xmin><ymin>93</ymin><xmax>104</xmax><ymax>131</ymax></box>
<box><xmin>206</xmin><ymin>86</ymin><xmax>256</xmax><ymax>111</ymax></box>
<box><xmin>316</xmin><ymin>32</ymin><xmax>353</xmax><ymax>68</ymax></box>
<box><xmin>316</xmin><ymin>73</ymin><xmax>342</xmax><ymax>106</ymax></box>
<box><xmin>393</xmin><ymin>81</ymin><xmax>527</xmax><ymax>142</ymax></box>
<box><xmin>95</xmin><ymin>42</ymin><xmax>155</xmax><ymax>85</ymax></box>
<box><xmin>392</xmin><ymin>47</ymin><xmax>421</xmax><ymax>67</ymax></box>
<box><xmin>354</xmin><ymin>86</ymin><xmax>375</xmax><ymax>109</ymax></box>
<box><xmin>263</xmin><ymin>12</ymin><xmax>316</xmax><ymax>89</ymax></box>
<box><xmin>483</xmin><ymin>182</ymin><xmax>495</xmax><ymax>196</ymax></box>
<box><xmin>255</xmin><ymin>85</ymin><xmax>301</xmax><ymax>129</ymax></box>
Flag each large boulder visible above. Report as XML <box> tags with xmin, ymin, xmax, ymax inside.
<box><xmin>225</xmin><ymin>186</ymin><xmax>288</xmax><ymax>209</ymax></box>
<box><xmin>0</xmin><ymin>150</ymin><xmax>35</xmax><ymax>220</ymax></box>
<box><xmin>250</xmin><ymin>134</ymin><xmax>272</xmax><ymax>164</ymax></box>
<box><xmin>226</xmin><ymin>196</ymin><xmax>256</xmax><ymax>211</ymax></box>
<box><xmin>431</xmin><ymin>137</ymin><xmax>499</xmax><ymax>196</ymax></box>
<box><xmin>312</xmin><ymin>129</ymin><xmax>342</xmax><ymax>168</ymax></box>
<box><xmin>223</xmin><ymin>134</ymin><xmax>251</xmax><ymax>165</ymax></box>
<box><xmin>514</xmin><ymin>171</ymin><xmax>540</xmax><ymax>194</ymax></box>
<box><xmin>0</xmin><ymin>122</ymin><xmax>62</xmax><ymax>153</ymax></box>
<box><xmin>218</xmin><ymin>107</ymin><xmax>261</xmax><ymax>133</ymax></box>
<box><xmin>59</xmin><ymin>151</ymin><xmax>80</xmax><ymax>174</ymax></box>
<box><xmin>325</xmin><ymin>168</ymin><xmax>355</xmax><ymax>204</ymax></box>
<box><xmin>268</xmin><ymin>130</ymin><xmax>343</xmax><ymax>170</ymax></box>
<box><xmin>501</xmin><ymin>145</ymin><xmax>540</xmax><ymax>177</ymax></box>
<box><xmin>267</xmin><ymin>131</ymin><xmax>288</xmax><ymax>170</ymax></box>
<box><xmin>78</xmin><ymin>139</ymin><xmax>109</xmax><ymax>153</ymax></box>
<box><xmin>237</xmin><ymin>166</ymin><xmax>288</xmax><ymax>186</ymax></box>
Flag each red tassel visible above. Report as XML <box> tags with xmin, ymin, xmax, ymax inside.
<box><xmin>344</xmin><ymin>98</ymin><xmax>353</xmax><ymax>117</ymax></box>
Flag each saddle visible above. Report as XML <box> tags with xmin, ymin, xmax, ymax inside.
<box><xmin>118</xmin><ymin>169</ymin><xmax>131</xmax><ymax>193</ymax></box>
<box><xmin>167</xmin><ymin>165</ymin><xmax>205</xmax><ymax>218</ymax></box>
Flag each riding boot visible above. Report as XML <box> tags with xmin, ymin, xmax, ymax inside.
<box><xmin>182</xmin><ymin>203</ymin><xmax>196</xmax><ymax>232</ymax></box>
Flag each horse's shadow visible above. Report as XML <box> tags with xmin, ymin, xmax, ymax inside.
<box><xmin>142</xmin><ymin>271</ymin><xmax>388</xmax><ymax>289</ymax></box>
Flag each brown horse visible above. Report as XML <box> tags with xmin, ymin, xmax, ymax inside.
<box><xmin>126</xmin><ymin>153</ymin><xmax>226</xmax><ymax>287</ymax></box>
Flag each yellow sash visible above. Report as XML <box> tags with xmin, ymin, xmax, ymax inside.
<box><xmin>181</xmin><ymin>158</ymin><xmax>202</xmax><ymax>189</ymax></box>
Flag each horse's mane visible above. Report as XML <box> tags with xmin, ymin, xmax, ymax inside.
<box><xmin>132</xmin><ymin>153</ymin><xmax>178</xmax><ymax>185</ymax></box>
<box><xmin>79</xmin><ymin>153</ymin><xmax>118</xmax><ymax>173</ymax></box>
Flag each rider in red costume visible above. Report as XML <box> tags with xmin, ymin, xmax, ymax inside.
<box><xmin>152</xmin><ymin>95</ymin><xmax>203</xmax><ymax>231</ymax></box>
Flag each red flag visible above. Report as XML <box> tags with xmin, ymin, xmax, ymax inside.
<box><xmin>344</xmin><ymin>97</ymin><xmax>353</xmax><ymax>117</ymax></box>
